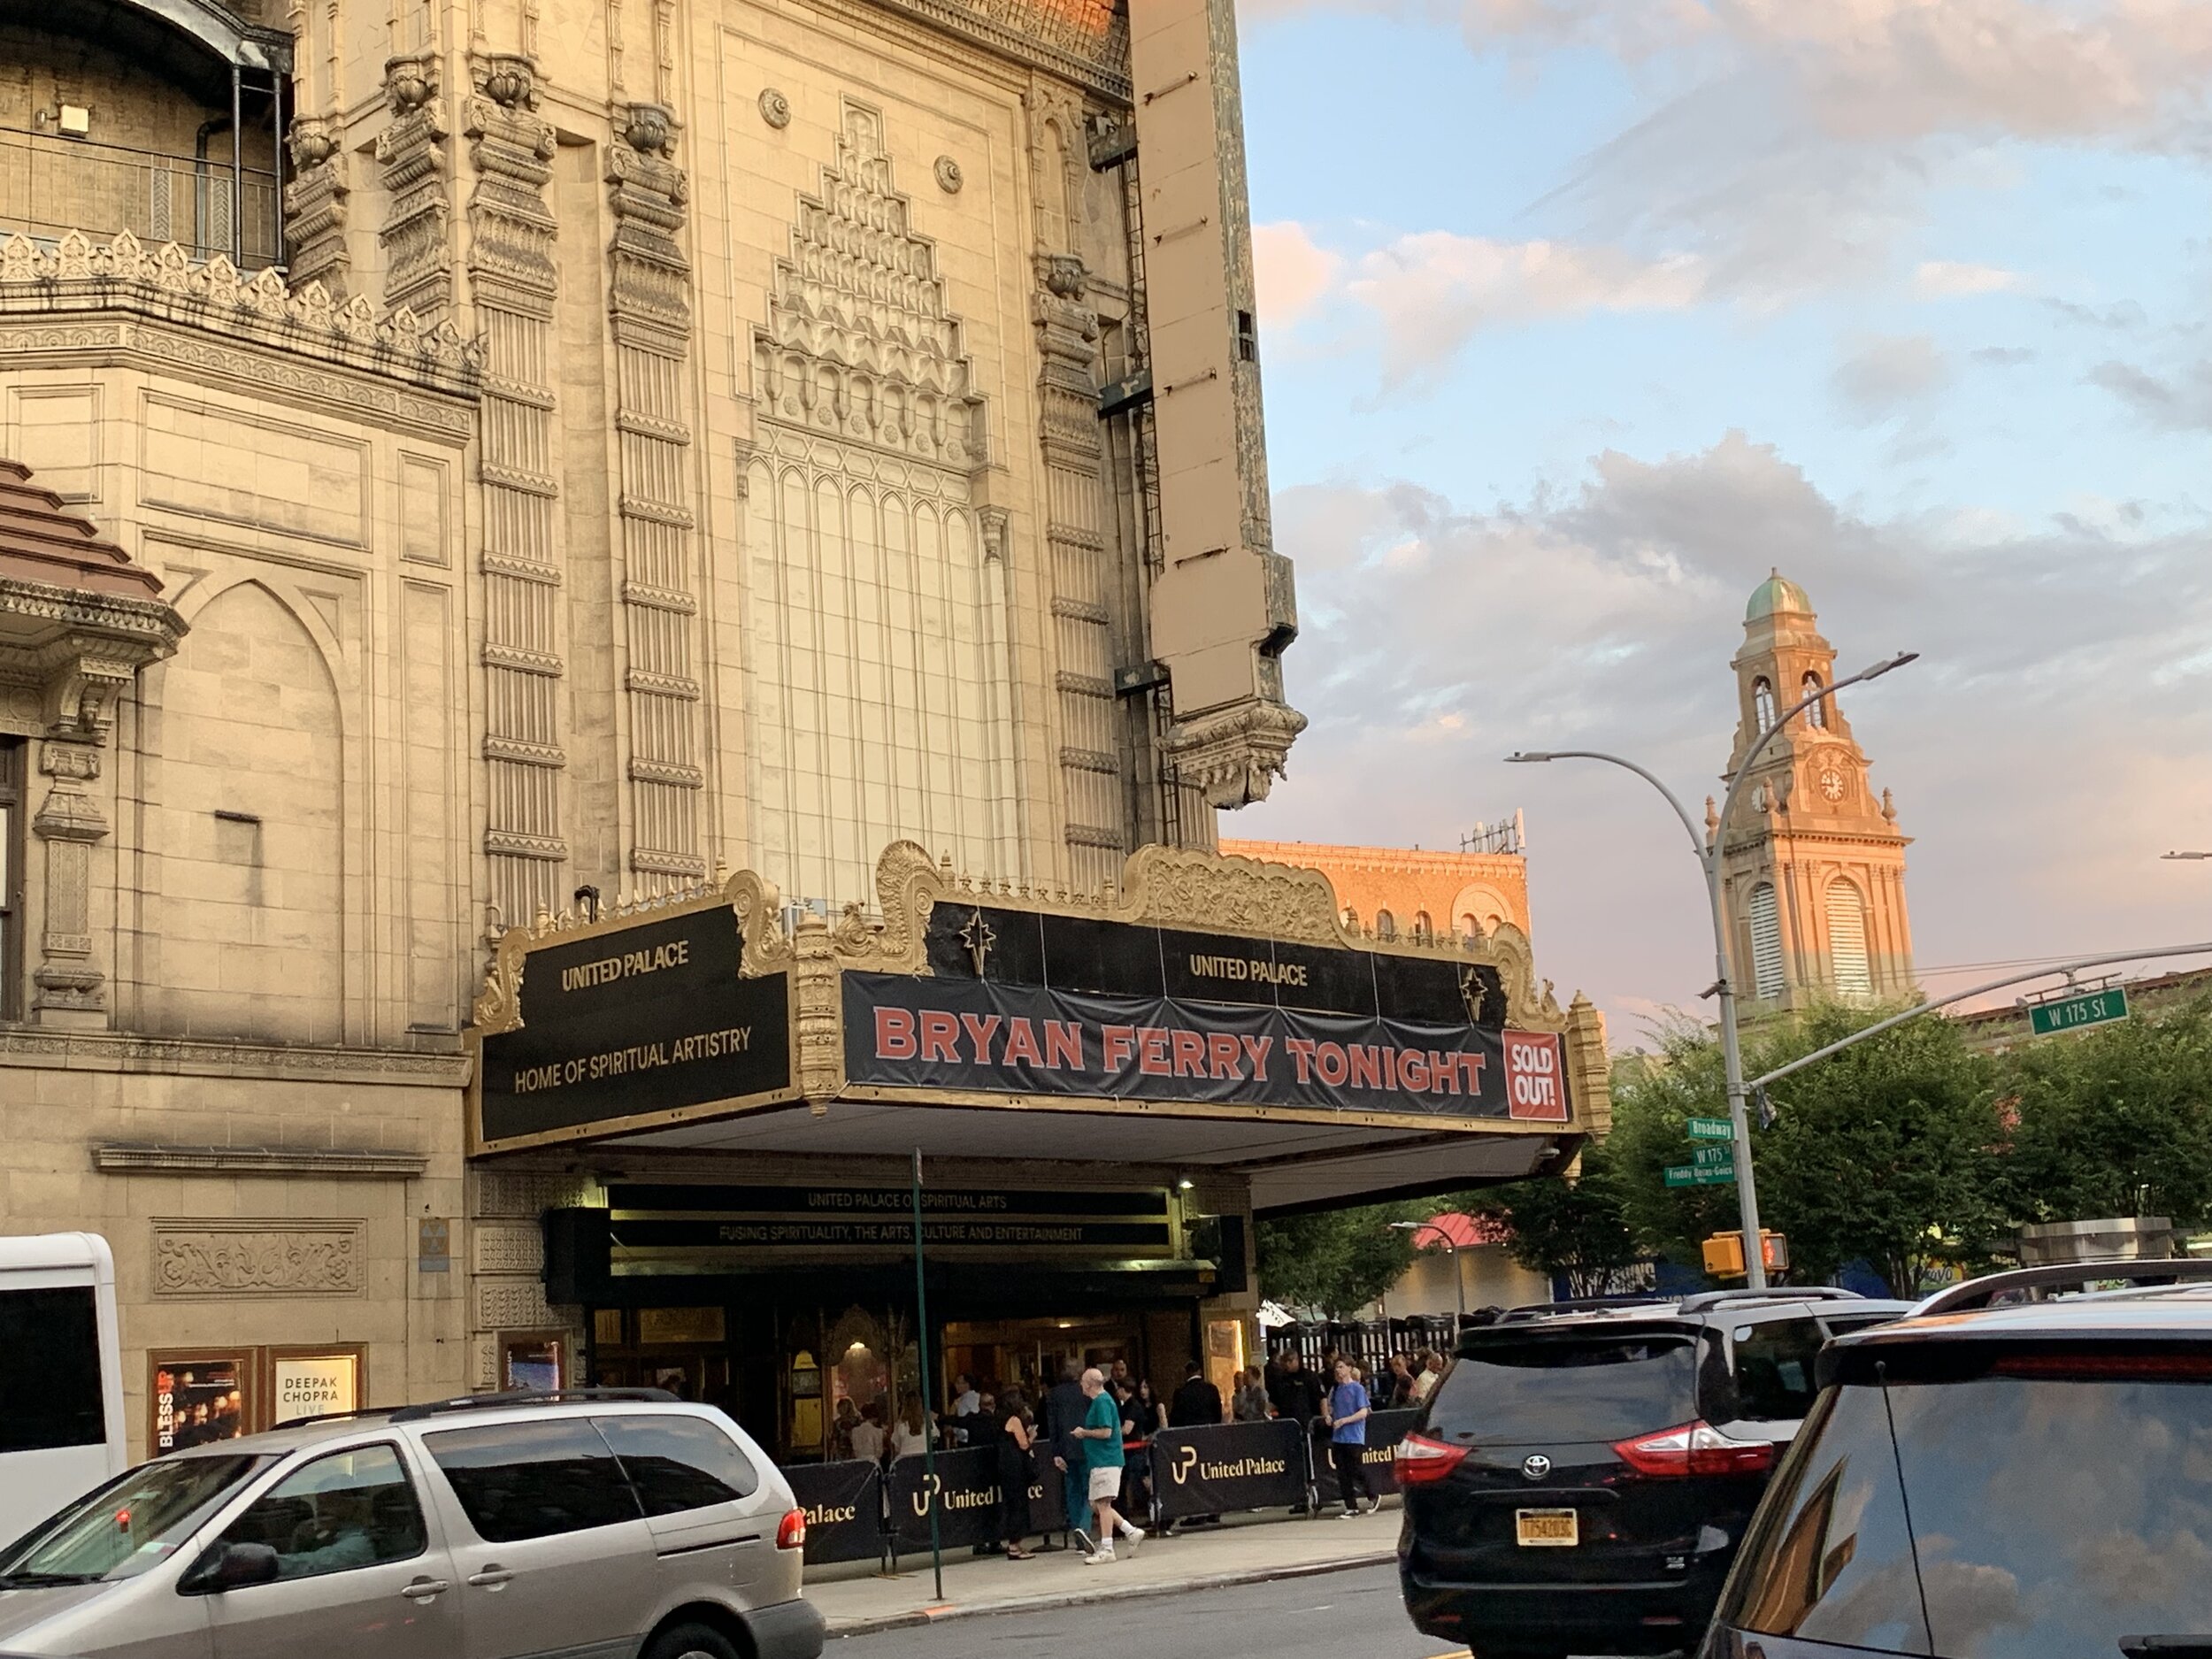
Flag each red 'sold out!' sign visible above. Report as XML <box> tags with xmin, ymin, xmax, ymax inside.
<box><xmin>1503</xmin><ymin>1030</ymin><xmax>1568</xmax><ymax>1122</ymax></box>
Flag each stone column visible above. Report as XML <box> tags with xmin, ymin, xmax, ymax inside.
<box><xmin>29</xmin><ymin>741</ymin><xmax>108</xmax><ymax>1025</ymax></box>
<box><xmin>606</xmin><ymin>102</ymin><xmax>705</xmax><ymax>889</ymax></box>
<box><xmin>283</xmin><ymin>118</ymin><xmax>351</xmax><ymax>299</ymax></box>
<box><xmin>1032</xmin><ymin>252</ymin><xmax>1124</xmax><ymax>894</ymax></box>
<box><xmin>375</xmin><ymin>51</ymin><xmax>452</xmax><ymax>327</ymax></box>
<box><xmin>464</xmin><ymin>55</ymin><xmax>567</xmax><ymax>928</ymax></box>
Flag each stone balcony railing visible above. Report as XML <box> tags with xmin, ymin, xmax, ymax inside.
<box><xmin>0</xmin><ymin>228</ymin><xmax>480</xmax><ymax>396</ymax></box>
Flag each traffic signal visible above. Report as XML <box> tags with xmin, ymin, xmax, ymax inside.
<box><xmin>1701</xmin><ymin>1231</ymin><xmax>1789</xmax><ymax>1278</ymax></box>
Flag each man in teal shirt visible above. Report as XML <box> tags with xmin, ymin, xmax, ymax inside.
<box><xmin>1071</xmin><ymin>1367</ymin><xmax>1144</xmax><ymax>1564</ymax></box>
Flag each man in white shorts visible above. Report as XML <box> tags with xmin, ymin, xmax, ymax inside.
<box><xmin>1071</xmin><ymin>1366</ymin><xmax>1144</xmax><ymax>1564</ymax></box>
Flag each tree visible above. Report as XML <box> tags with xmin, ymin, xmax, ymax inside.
<box><xmin>1606</xmin><ymin>1007</ymin><xmax>2008</xmax><ymax>1295</ymax></box>
<box><xmin>2000</xmin><ymin>995</ymin><xmax>2212</xmax><ymax>1228</ymax></box>
<box><xmin>1256</xmin><ymin>1202</ymin><xmax>1419</xmax><ymax>1317</ymax></box>
<box><xmin>1466</xmin><ymin>1140</ymin><xmax>1641</xmax><ymax>1296</ymax></box>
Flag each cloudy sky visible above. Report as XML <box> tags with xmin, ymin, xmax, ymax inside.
<box><xmin>1227</xmin><ymin>0</ymin><xmax>2212</xmax><ymax>1042</ymax></box>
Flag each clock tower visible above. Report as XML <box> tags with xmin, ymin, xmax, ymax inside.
<box><xmin>1717</xmin><ymin>572</ymin><xmax>1916</xmax><ymax>1011</ymax></box>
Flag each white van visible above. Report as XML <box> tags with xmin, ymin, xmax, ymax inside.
<box><xmin>0</xmin><ymin>1233</ymin><xmax>128</xmax><ymax>1541</ymax></box>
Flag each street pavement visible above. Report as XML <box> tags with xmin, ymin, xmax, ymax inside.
<box><xmin>804</xmin><ymin>1505</ymin><xmax>1400</xmax><ymax>1634</ymax></box>
<box><xmin>827</xmin><ymin>1561</ymin><xmax>1454</xmax><ymax>1657</ymax></box>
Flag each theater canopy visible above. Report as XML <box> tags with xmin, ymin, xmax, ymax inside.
<box><xmin>466</xmin><ymin>843</ymin><xmax>1606</xmax><ymax>1212</ymax></box>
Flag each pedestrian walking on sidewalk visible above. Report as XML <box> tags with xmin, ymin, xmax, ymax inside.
<box><xmin>1044</xmin><ymin>1360</ymin><xmax>1093</xmax><ymax>1554</ymax></box>
<box><xmin>1073</xmin><ymin>1367</ymin><xmax>1145</xmax><ymax>1564</ymax></box>
<box><xmin>1323</xmin><ymin>1358</ymin><xmax>1376</xmax><ymax>1517</ymax></box>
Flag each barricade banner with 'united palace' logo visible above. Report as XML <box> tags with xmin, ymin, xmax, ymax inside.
<box><xmin>1150</xmin><ymin>1418</ymin><xmax>1311</xmax><ymax>1520</ymax></box>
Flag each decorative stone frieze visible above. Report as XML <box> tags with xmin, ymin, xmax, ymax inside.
<box><xmin>151</xmin><ymin>1219</ymin><xmax>367</xmax><ymax>1298</ymax></box>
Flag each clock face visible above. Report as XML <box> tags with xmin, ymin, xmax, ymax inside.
<box><xmin>1818</xmin><ymin>766</ymin><xmax>1847</xmax><ymax>803</ymax></box>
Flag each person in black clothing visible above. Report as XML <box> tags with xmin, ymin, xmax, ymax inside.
<box><xmin>1042</xmin><ymin>1360</ymin><xmax>1094</xmax><ymax>1553</ymax></box>
<box><xmin>1266</xmin><ymin>1352</ymin><xmax>1325</xmax><ymax>1515</ymax></box>
<box><xmin>1171</xmin><ymin>1358</ymin><xmax>1224</xmax><ymax>1429</ymax></box>
<box><xmin>1167</xmin><ymin>1359</ymin><xmax>1226</xmax><ymax>1531</ymax></box>
<box><xmin>994</xmin><ymin>1387</ymin><xmax>1038</xmax><ymax>1560</ymax></box>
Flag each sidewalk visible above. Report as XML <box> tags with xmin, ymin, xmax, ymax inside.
<box><xmin>804</xmin><ymin>1505</ymin><xmax>1402</xmax><ymax>1636</ymax></box>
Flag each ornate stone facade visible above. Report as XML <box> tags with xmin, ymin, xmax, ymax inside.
<box><xmin>0</xmin><ymin>0</ymin><xmax>1343</xmax><ymax>1433</ymax></box>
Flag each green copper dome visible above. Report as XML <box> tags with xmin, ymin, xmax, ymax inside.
<box><xmin>1747</xmin><ymin>568</ymin><xmax>1811</xmax><ymax>621</ymax></box>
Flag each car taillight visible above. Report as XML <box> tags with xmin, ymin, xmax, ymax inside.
<box><xmin>776</xmin><ymin>1508</ymin><xmax>807</xmax><ymax>1549</ymax></box>
<box><xmin>1993</xmin><ymin>1353</ymin><xmax>2212</xmax><ymax>1381</ymax></box>
<box><xmin>1611</xmin><ymin>1420</ymin><xmax>1773</xmax><ymax>1478</ymax></box>
<box><xmin>1394</xmin><ymin>1432</ymin><xmax>1471</xmax><ymax>1484</ymax></box>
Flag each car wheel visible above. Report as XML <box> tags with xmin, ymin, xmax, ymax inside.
<box><xmin>641</xmin><ymin>1621</ymin><xmax>741</xmax><ymax>1659</ymax></box>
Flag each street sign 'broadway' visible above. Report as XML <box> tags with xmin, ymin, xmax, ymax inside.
<box><xmin>1686</xmin><ymin>1116</ymin><xmax>1732</xmax><ymax>1141</ymax></box>
<box><xmin>2028</xmin><ymin>987</ymin><xmax>2130</xmax><ymax>1037</ymax></box>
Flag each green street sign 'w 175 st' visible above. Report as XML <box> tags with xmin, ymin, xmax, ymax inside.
<box><xmin>1665</xmin><ymin>1160</ymin><xmax>1736</xmax><ymax>1188</ymax></box>
<box><xmin>1692</xmin><ymin>1144</ymin><xmax>1733</xmax><ymax>1169</ymax></box>
<box><xmin>1686</xmin><ymin>1117</ymin><xmax>1732</xmax><ymax>1141</ymax></box>
<box><xmin>2028</xmin><ymin>987</ymin><xmax>2130</xmax><ymax>1037</ymax></box>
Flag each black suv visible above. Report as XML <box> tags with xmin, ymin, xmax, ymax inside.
<box><xmin>1397</xmin><ymin>1287</ymin><xmax>1912</xmax><ymax>1658</ymax></box>
<box><xmin>1704</xmin><ymin>1259</ymin><xmax>2212</xmax><ymax>1659</ymax></box>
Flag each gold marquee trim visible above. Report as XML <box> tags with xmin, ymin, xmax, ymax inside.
<box><xmin>836</xmin><ymin>839</ymin><xmax>1563</xmax><ymax>1033</ymax></box>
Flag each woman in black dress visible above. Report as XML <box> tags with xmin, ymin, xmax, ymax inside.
<box><xmin>994</xmin><ymin>1387</ymin><xmax>1036</xmax><ymax>1560</ymax></box>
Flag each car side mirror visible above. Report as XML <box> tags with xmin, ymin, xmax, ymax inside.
<box><xmin>181</xmin><ymin>1541</ymin><xmax>280</xmax><ymax>1594</ymax></box>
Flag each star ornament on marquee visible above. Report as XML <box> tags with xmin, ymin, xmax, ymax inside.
<box><xmin>959</xmin><ymin>907</ymin><xmax>996</xmax><ymax>977</ymax></box>
<box><xmin>1457</xmin><ymin>967</ymin><xmax>1492</xmax><ymax>1024</ymax></box>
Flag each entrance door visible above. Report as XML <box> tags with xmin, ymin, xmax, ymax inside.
<box><xmin>202</xmin><ymin>1442</ymin><xmax>463</xmax><ymax>1659</ymax></box>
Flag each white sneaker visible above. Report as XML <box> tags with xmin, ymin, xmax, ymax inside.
<box><xmin>1082</xmin><ymin>1548</ymin><xmax>1116</xmax><ymax>1566</ymax></box>
<box><xmin>1362</xmin><ymin>1495</ymin><xmax>1381</xmax><ymax>1515</ymax></box>
<box><xmin>1118</xmin><ymin>1526</ymin><xmax>1143</xmax><ymax>1555</ymax></box>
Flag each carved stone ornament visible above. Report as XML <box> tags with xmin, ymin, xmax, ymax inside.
<box><xmin>474</xmin><ymin>52</ymin><xmax>538</xmax><ymax>111</ymax></box>
<box><xmin>287</xmin><ymin>119</ymin><xmax>340</xmax><ymax>169</ymax></box>
<box><xmin>469</xmin><ymin>865</ymin><xmax>787</xmax><ymax>1036</ymax></box>
<box><xmin>1163</xmin><ymin>696</ymin><xmax>1310</xmax><ymax>810</ymax></box>
<box><xmin>622</xmin><ymin>101</ymin><xmax>674</xmax><ymax>156</ymax></box>
<box><xmin>836</xmin><ymin>839</ymin><xmax>1561</xmax><ymax>1033</ymax></box>
<box><xmin>152</xmin><ymin>1220</ymin><xmax>366</xmax><ymax>1298</ymax></box>
<box><xmin>758</xmin><ymin>88</ymin><xmax>791</xmax><ymax>128</ymax></box>
<box><xmin>1037</xmin><ymin>252</ymin><xmax>1085</xmax><ymax>299</ymax></box>
<box><xmin>933</xmin><ymin>155</ymin><xmax>964</xmax><ymax>193</ymax></box>
<box><xmin>383</xmin><ymin>51</ymin><xmax>438</xmax><ymax>114</ymax></box>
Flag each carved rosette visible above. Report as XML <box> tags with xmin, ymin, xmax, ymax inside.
<box><xmin>283</xmin><ymin>118</ymin><xmax>351</xmax><ymax>299</ymax></box>
<box><xmin>375</xmin><ymin>52</ymin><xmax>452</xmax><ymax>326</ymax></box>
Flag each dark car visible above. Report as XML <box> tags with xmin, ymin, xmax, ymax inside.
<box><xmin>1397</xmin><ymin>1287</ymin><xmax>1911</xmax><ymax>1659</ymax></box>
<box><xmin>1703</xmin><ymin>1259</ymin><xmax>2212</xmax><ymax>1659</ymax></box>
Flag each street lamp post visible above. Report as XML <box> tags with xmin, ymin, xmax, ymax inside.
<box><xmin>1391</xmin><ymin>1220</ymin><xmax>1464</xmax><ymax>1322</ymax></box>
<box><xmin>1508</xmin><ymin>651</ymin><xmax>1917</xmax><ymax>1292</ymax></box>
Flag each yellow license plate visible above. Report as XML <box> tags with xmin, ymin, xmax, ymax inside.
<box><xmin>1515</xmin><ymin>1508</ymin><xmax>1578</xmax><ymax>1548</ymax></box>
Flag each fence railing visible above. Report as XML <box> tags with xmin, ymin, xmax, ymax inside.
<box><xmin>0</xmin><ymin>128</ymin><xmax>279</xmax><ymax>269</ymax></box>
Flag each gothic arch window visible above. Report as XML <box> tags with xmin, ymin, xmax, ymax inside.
<box><xmin>1802</xmin><ymin>672</ymin><xmax>1827</xmax><ymax>729</ymax></box>
<box><xmin>1413</xmin><ymin>910</ymin><xmax>1432</xmax><ymax>940</ymax></box>
<box><xmin>1747</xmin><ymin>882</ymin><xmax>1784</xmax><ymax>1000</ymax></box>
<box><xmin>1826</xmin><ymin>878</ymin><xmax>1872</xmax><ymax>998</ymax></box>
<box><xmin>1753</xmin><ymin>678</ymin><xmax>1778</xmax><ymax>732</ymax></box>
<box><xmin>1375</xmin><ymin>909</ymin><xmax>1397</xmax><ymax>941</ymax></box>
<box><xmin>1459</xmin><ymin>913</ymin><xmax>1480</xmax><ymax>942</ymax></box>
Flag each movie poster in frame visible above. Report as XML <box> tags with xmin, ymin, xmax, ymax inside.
<box><xmin>149</xmin><ymin>1350</ymin><xmax>255</xmax><ymax>1457</ymax></box>
<box><xmin>265</xmin><ymin>1346</ymin><xmax>366</xmax><ymax>1427</ymax></box>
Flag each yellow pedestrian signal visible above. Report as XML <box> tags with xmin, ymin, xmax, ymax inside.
<box><xmin>1702</xmin><ymin>1231</ymin><xmax>1788</xmax><ymax>1279</ymax></box>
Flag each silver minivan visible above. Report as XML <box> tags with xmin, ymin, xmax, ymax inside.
<box><xmin>0</xmin><ymin>1390</ymin><xmax>825</xmax><ymax>1659</ymax></box>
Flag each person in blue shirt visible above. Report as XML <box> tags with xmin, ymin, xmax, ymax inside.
<box><xmin>1323</xmin><ymin>1359</ymin><xmax>1377</xmax><ymax>1517</ymax></box>
<box><xmin>1071</xmin><ymin>1367</ymin><xmax>1145</xmax><ymax>1563</ymax></box>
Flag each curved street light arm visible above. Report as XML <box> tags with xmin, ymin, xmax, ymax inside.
<box><xmin>1747</xmin><ymin>941</ymin><xmax>2212</xmax><ymax>1094</ymax></box>
<box><xmin>1506</xmin><ymin>750</ymin><xmax>1708</xmax><ymax>857</ymax></box>
<box><xmin>1715</xmin><ymin>655</ymin><xmax>1912</xmax><ymax>853</ymax></box>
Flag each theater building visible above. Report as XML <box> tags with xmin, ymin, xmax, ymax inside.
<box><xmin>0</xmin><ymin>0</ymin><xmax>1604</xmax><ymax>1457</ymax></box>
<box><xmin>467</xmin><ymin>840</ymin><xmax>1609</xmax><ymax>1459</ymax></box>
